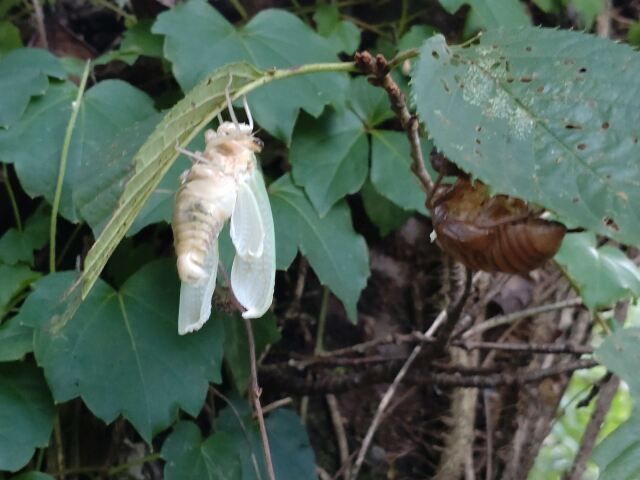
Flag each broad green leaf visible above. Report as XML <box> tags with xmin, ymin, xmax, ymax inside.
<box><xmin>0</xmin><ymin>80</ymin><xmax>157</xmax><ymax>222</ymax></box>
<box><xmin>94</xmin><ymin>19</ymin><xmax>164</xmax><ymax>66</ymax></box>
<box><xmin>439</xmin><ymin>0</ymin><xmax>530</xmax><ymax>32</ymax></box>
<box><xmin>413</xmin><ymin>28</ymin><xmax>640</xmax><ymax>246</ymax></box>
<box><xmin>361</xmin><ymin>180</ymin><xmax>412</xmax><ymax>237</ymax></box>
<box><xmin>0</xmin><ymin>361</ymin><xmax>54</xmax><ymax>472</ymax></box>
<box><xmin>532</xmin><ymin>0</ymin><xmax>556</xmax><ymax>12</ymax></box>
<box><xmin>0</xmin><ymin>48</ymin><xmax>65</xmax><ymax>129</ymax></box>
<box><xmin>0</xmin><ymin>317</ymin><xmax>32</xmax><ymax>362</ymax></box>
<box><xmin>12</xmin><ymin>473</ymin><xmax>55</xmax><ymax>480</ymax></box>
<box><xmin>0</xmin><ymin>264</ymin><xmax>40</xmax><ymax>316</ymax></box>
<box><xmin>568</xmin><ymin>0</ymin><xmax>604</xmax><ymax>29</ymax></box>
<box><xmin>290</xmin><ymin>77</ymin><xmax>394</xmax><ymax>215</ymax></box>
<box><xmin>269</xmin><ymin>174</ymin><xmax>369</xmax><ymax>322</ymax></box>
<box><xmin>290</xmin><ymin>109</ymin><xmax>368</xmax><ymax>216</ymax></box>
<box><xmin>0</xmin><ymin>207</ymin><xmax>49</xmax><ymax>266</ymax></box>
<box><xmin>596</xmin><ymin>327</ymin><xmax>640</xmax><ymax>398</ymax></box>
<box><xmin>216</xmin><ymin>401</ymin><xmax>317</xmax><ymax>480</ymax></box>
<box><xmin>592</xmin><ymin>412</ymin><xmax>640</xmax><ymax>480</ymax></box>
<box><xmin>15</xmin><ymin>260</ymin><xmax>225</xmax><ymax>442</ymax></box>
<box><xmin>314</xmin><ymin>4</ymin><xmax>361</xmax><ymax>54</ymax></box>
<box><xmin>628</xmin><ymin>22</ymin><xmax>640</xmax><ymax>48</ymax></box>
<box><xmin>398</xmin><ymin>25</ymin><xmax>438</xmax><ymax>52</ymax></box>
<box><xmin>0</xmin><ymin>21</ymin><xmax>22</xmax><ymax>57</ymax></box>
<box><xmin>370</xmin><ymin>130</ymin><xmax>428</xmax><ymax>213</ymax></box>
<box><xmin>162</xmin><ymin>422</ymin><xmax>241</xmax><ymax>480</ymax></box>
<box><xmin>555</xmin><ymin>233</ymin><xmax>640</xmax><ymax>310</ymax></box>
<box><xmin>223</xmin><ymin>312</ymin><xmax>280</xmax><ymax>393</ymax></box>
<box><xmin>152</xmin><ymin>0</ymin><xmax>348</xmax><ymax>142</ymax></box>
<box><xmin>77</xmin><ymin>63</ymin><xmax>263</xmax><ymax>302</ymax></box>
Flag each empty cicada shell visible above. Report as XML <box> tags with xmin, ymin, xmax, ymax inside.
<box><xmin>430</xmin><ymin>178</ymin><xmax>566</xmax><ymax>274</ymax></box>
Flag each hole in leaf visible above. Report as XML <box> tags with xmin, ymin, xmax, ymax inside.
<box><xmin>601</xmin><ymin>121</ymin><xmax>610</xmax><ymax>130</ymax></box>
<box><xmin>506</xmin><ymin>77</ymin><xmax>514</xmax><ymax>83</ymax></box>
<box><xmin>474</xmin><ymin>149</ymin><xmax>483</xmax><ymax>157</ymax></box>
<box><xmin>536</xmin><ymin>86</ymin><xmax>545</xmax><ymax>93</ymax></box>
<box><xmin>572</xmin><ymin>197</ymin><xmax>579</xmax><ymax>203</ymax></box>
<box><xmin>577</xmin><ymin>143</ymin><xmax>587</xmax><ymax>150</ymax></box>
<box><xmin>476</xmin><ymin>126</ymin><xmax>482</xmax><ymax>132</ymax></box>
<box><xmin>475</xmin><ymin>138</ymin><xmax>481</xmax><ymax>144</ymax></box>
<box><xmin>525</xmin><ymin>46</ymin><xmax>532</xmax><ymax>52</ymax></box>
<box><xmin>565</xmin><ymin>123</ymin><xmax>582</xmax><ymax>130</ymax></box>
<box><xmin>564</xmin><ymin>59</ymin><xmax>575</xmax><ymax>65</ymax></box>
<box><xmin>432</xmin><ymin>50</ymin><xmax>440</xmax><ymax>59</ymax></box>
<box><xmin>603</xmin><ymin>217</ymin><xmax>619</xmax><ymax>231</ymax></box>
<box><xmin>520</xmin><ymin>77</ymin><xmax>533</xmax><ymax>83</ymax></box>
<box><xmin>441</xmin><ymin>80</ymin><xmax>450</xmax><ymax>93</ymax></box>
<box><xmin>578</xmin><ymin>67</ymin><xmax>587</xmax><ymax>73</ymax></box>
<box><xmin>634</xmin><ymin>137</ymin><xmax>638</xmax><ymax>144</ymax></box>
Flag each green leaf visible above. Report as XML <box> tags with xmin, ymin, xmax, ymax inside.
<box><xmin>162</xmin><ymin>422</ymin><xmax>241</xmax><ymax>480</ymax></box>
<box><xmin>0</xmin><ymin>21</ymin><xmax>22</xmax><ymax>57</ymax></box>
<box><xmin>370</xmin><ymin>130</ymin><xmax>428</xmax><ymax>213</ymax></box>
<box><xmin>77</xmin><ymin>62</ymin><xmax>263</xmax><ymax>301</ymax></box>
<box><xmin>398</xmin><ymin>25</ymin><xmax>437</xmax><ymax>52</ymax></box>
<box><xmin>0</xmin><ymin>361</ymin><xmax>54</xmax><ymax>472</ymax></box>
<box><xmin>12</xmin><ymin>473</ymin><xmax>55</xmax><ymax>480</ymax></box>
<box><xmin>412</xmin><ymin>28</ymin><xmax>640</xmax><ymax>246</ymax></box>
<box><xmin>438</xmin><ymin>0</ymin><xmax>530</xmax><ymax>31</ymax></box>
<box><xmin>216</xmin><ymin>401</ymin><xmax>317</xmax><ymax>480</ymax></box>
<box><xmin>223</xmin><ymin>312</ymin><xmax>280</xmax><ymax>393</ymax></box>
<box><xmin>94</xmin><ymin>19</ymin><xmax>164</xmax><ymax>66</ymax></box>
<box><xmin>0</xmin><ymin>80</ymin><xmax>157</xmax><ymax>222</ymax></box>
<box><xmin>592</xmin><ymin>411</ymin><xmax>640</xmax><ymax>480</ymax></box>
<box><xmin>152</xmin><ymin>0</ymin><xmax>348</xmax><ymax>142</ymax></box>
<box><xmin>290</xmin><ymin>77</ymin><xmax>393</xmax><ymax>215</ymax></box>
<box><xmin>0</xmin><ymin>48</ymin><xmax>65</xmax><ymax>129</ymax></box>
<box><xmin>313</xmin><ymin>4</ymin><xmax>361</xmax><ymax>54</ymax></box>
<box><xmin>269</xmin><ymin>174</ymin><xmax>369</xmax><ymax>322</ymax></box>
<box><xmin>15</xmin><ymin>260</ymin><xmax>225</xmax><ymax>442</ymax></box>
<box><xmin>361</xmin><ymin>180</ymin><xmax>411</xmax><ymax>236</ymax></box>
<box><xmin>596</xmin><ymin>327</ymin><xmax>640</xmax><ymax>398</ymax></box>
<box><xmin>568</xmin><ymin>0</ymin><xmax>604</xmax><ymax>29</ymax></box>
<box><xmin>555</xmin><ymin>233</ymin><xmax>640</xmax><ymax>310</ymax></box>
<box><xmin>0</xmin><ymin>207</ymin><xmax>49</xmax><ymax>266</ymax></box>
<box><xmin>0</xmin><ymin>317</ymin><xmax>33</xmax><ymax>362</ymax></box>
<box><xmin>628</xmin><ymin>22</ymin><xmax>640</xmax><ymax>48</ymax></box>
<box><xmin>532</xmin><ymin>0</ymin><xmax>556</xmax><ymax>12</ymax></box>
<box><xmin>290</xmin><ymin>109</ymin><xmax>368</xmax><ymax>216</ymax></box>
<box><xmin>0</xmin><ymin>264</ymin><xmax>40</xmax><ymax>316</ymax></box>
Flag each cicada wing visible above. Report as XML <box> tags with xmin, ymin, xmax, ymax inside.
<box><xmin>230</xmin><ymin>169</ymin><xmax>275</xmax><ymax>319</ymax></box>
<box><xmin>230</xmin><ymin>173</ymin><xmax>264</xmax><ymax>258</ymax></box>
<box><xmin>178</xmin><ymin>242</ymin><xmax>219</xmax><ymax>335</ymax></box>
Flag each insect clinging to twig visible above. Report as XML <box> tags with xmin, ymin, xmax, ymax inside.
<box><xmin>427</xmin><ymin>152</ymin><xmax>566</xmax><ymax>274</ymax></box>
<box><xmin>172</xmin><ymin>81</ymin><xmax>275</xmax><ymax>335</ymax></box>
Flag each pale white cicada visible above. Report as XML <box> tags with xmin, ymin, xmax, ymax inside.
<box><xmin>172</xmin><ymin>90</ymin><xmax>275</xmax><ymax>335</ymax></box>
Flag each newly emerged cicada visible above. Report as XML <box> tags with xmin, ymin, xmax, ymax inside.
<box><xmin>172</xmin><ymin>89</ymin><xmax>275</xmax><ymax>335</ymax></box>
<box><xmin>428</xmin><ymin>153</ymin><xmax>566</xmax><ymax>274</ymax></box>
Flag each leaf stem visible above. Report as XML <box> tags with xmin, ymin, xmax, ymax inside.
<box><xmin>243</xmin><ymin>316</ymin><xmax>276</xmax><ymax>480</ymax></box>
<box><xmin>228</xmin><ymin>0</ymin><xmax>248</xmax><ymax>20</ymax></box>
<box><xmin>49</xmin><ymin>60</ymin><xmax>91</xmax><ymax>273</ymax></box>
<box><xmin>2</xmin><ymin>163</ymin><xmax>22</xmax><ymax>231</ymax></box>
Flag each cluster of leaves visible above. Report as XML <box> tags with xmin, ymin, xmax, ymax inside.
<box><xmin>1</xmin><ymin>0</ymin><xmax>640</xmax><ymax>478</ymax></box>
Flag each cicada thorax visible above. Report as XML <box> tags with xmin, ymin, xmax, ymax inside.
<box><xmin>431</xmin><ymin>178</ymin><xmax>566</xmax><ymax>274</ymax></box>
<box><xmin>172</xmin><ymin>122</ymin><xmax>262</xmax><ymax>285</ymax></box>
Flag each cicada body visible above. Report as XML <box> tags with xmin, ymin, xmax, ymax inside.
<box><xmin>430</xmin><ymin>178</ymin><xmax>566</xmax><ymax>274</ymax></box>
<box><xmin>172</xmin><ymin>97</ymin><xmax>275</xmax><ymax>334</ymax></box>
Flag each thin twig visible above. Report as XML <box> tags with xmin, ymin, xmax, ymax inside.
<box><xmin>54</xmin><ymin>413</ymin><xmax>65</xmax><ymax>479</ymax></box>
<box><xmin>243</xmin><ymin>316</ymin><xmax>276</xmax><ymax>480</ymax></box>
<box><xmin>349</xmin><ymin>268</ymin><xmax>472</xmax><ymax>479</ymax></box>
<box><xmin>455</xmin><ymin>340</ymin><xmax>593</xmax><ymax>355</ymax></box>
<box><xmin>31</xmin><ymin>0</ymin><xmax>48</xmax><ymax>49</ymax></box>
<box><xmin>50</xmin><ymin>60</ymin><xmax>91</xmax><ymax>273</ymax></box>
<box><xmin>53</xmin><ymin>453</ymin><xmax>161</xmax><ymax>477</ymax></box>
<box><xmin>261</xmin><ymin>397</ymin><xmax>293</xmax><ymax>415</ymax></box>
<box><xmin>564</xmin><ymin>373</ymin><xmax>620</xmax><ymax>480</ymax></box>
<box><xmin>355</xmin><ymin>51</ymin><xmax>433</xmax><ymax>195</ymax></box>
<box><xmin>327</xmin><ymin>394</ymin><xmax>351</xmax><ymax>480</ymax></box>
<box><xmin>2</xmin><ymin>164</ymin><xmax>22</xmax><ymax>231</ymax></box>
<box><xmin>460</xmin><ymin>297</ymin><xmax>583</xmax><ymax>339</ymax></box>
